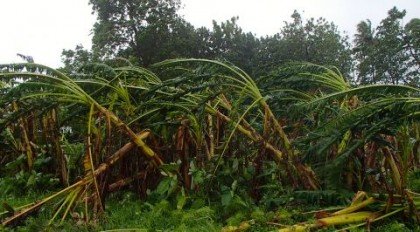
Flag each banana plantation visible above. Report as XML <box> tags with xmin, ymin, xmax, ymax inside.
<box><xmin>0</xmin><ymin>59</ymin><xmax>419</xmax><ymax>231</ymax></box>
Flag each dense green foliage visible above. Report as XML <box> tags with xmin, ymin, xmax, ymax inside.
<box><xmin>1</xmin><ymin>1</ymin><xmax>419</xmax><ymax>231</ymax></box>
<box><xmin>354</xmin><ymin>7</ymin><xmax>420</xmax><ymax>85</ymax></box>
<box><xmin>62</xmin><ymin>2</ymin><xmax>419</xmax><ymax>86</ymax></box>
<box><xmin>62</xmin><ymin>1</ymin><xmax>353</xmax><ymax>78</ymax></box>
<box><xmin>0</xmin><ymin>59</ymin><xmax>418</xmax><ymax>231</ymax></box>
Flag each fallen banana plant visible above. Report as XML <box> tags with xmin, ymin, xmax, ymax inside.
<box><xmin>1</xmin><ymin>60</ymin><xmax>418</xmax><ymax>230</ymax></box>
<box><xmin>277</xmin><ymin>191</ymin><xmax>420</xmax><ymax>231</ymax></box>
<box><xmin>1</xmin><ymin>131</ymin><xmax>150</xmax><ymax>226</ymax></box>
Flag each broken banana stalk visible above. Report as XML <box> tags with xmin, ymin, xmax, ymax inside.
<box><xmin>278</xmin><ymin>211</ymin><xmax>379</xmax><ymax>232</ymax></box>
<box><xmin>277</xmin><ymin>191</ymin><xmax>420</xmax><ymax>231</ymax></box>
<box><xmin>1</xmin><ymin>131</ymin><xmax>149</xmax><ymax>227</ymax></box>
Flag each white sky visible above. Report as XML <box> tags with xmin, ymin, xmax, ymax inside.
<box><xmin>1</xmin><ymin>0</ymin><xmax>419</xmax><ymax>68</ymax></box>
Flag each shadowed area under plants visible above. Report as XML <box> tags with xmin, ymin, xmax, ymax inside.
<box><xmin>0</xmin><ymin>59</ymin><xmax>419</xmax><ymax>231</ymax></box>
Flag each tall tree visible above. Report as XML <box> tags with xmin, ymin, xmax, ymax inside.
<box><xmin>375</xmin><ymin>7</ymin><xmax>409</xmax><ymax>84</ymax></box>
<box><xmin>405</xmin><ymin>18</ymin><xmax>420</xmax><ymax>62</ymax></box>
<box><xmin>89</xmin><ymin>0</ymin><xmax>204</xmax><ymax>66</ymax></box>
<box><xmin>353</xmin><ymin>20</ymin><xmax>378</xmax><ymax>84</ymax></box>
<box><xmin>404</xmin><ymin>18</ymin><xmax>420</xmax><ymax>85</ymax></box>
<box><xmin>208</xmin><ymin>17</ymin><xmax>259</xmax><ymax>74</ymax></box>
<box><xmin>61</xmin><ymin>45</ymin><xmax>94</xmax><ymax>74</ymax></box>
<box><xmin>256</xmin><ymin>11</ymin><xmax>352</xmax><ymax>76</ymax></box>
<box><xmin>353</xmin><ymin>7</ymin><xmax>419</xmax><ymax>85</ymax></box>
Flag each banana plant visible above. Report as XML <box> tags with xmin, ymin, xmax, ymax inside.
<box><xmin>0</xmin><ymin>60</ymin><xmax>419</xmax><ymax>229</ymax></box>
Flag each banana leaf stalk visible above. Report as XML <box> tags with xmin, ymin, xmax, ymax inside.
<box><xmin>278</xmin><ymin>211</ymin><xmax>379</xmax><ymax>232</ymax></box>
<box><xmin>0</xmin><ymin>64</ymin><xmax>165</xmax><ymax>167</ymax></box>
<box><xmin>11</xmin><ymin>101</ymin><xmax>35</xmax><ymax>170</ymax></box>
<box><xmin>1</xmin><ymin>131</ymin><xmax>149</xmax><ymax>226</ymax></box>
<box><xmin>277</xmin><ymin>191</ymin><xmax>420</xmax><ymax>232</ymax></box>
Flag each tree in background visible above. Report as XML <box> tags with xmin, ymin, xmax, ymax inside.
<box><xmin>89</xmin><ymin>0</ymin><xmax>206</xmax><ymax>66</ymax></box>
<box><xmin>62</xmin><ymin>2</ymin><xmax>352</xmax><ymax>77</ymax></box>
<box><xmin>376</xmin><ymin>7</ymin><xmax>410</xmax><ymax>85</ymax></box>
<box><xmin>255</xmin><ymin>11</ymin><xmax>352</xmax><ymax>77</ymax></box>
<box><xmin>353</xmin><ymin>7</ymin><xmax>419</xmax><ymax>85</ymax></box>
<box><xmin>353</xmin><ymin>20</ymin><xmax>377</xmax><ymax>84</ymax></box>
<box><xmin>62</xmin><ymin>2</ymin><xmax>418</xmax><ymax>86</ymax></box>
<box><xmin>404</xmin><ymin>18</ymin><xmax>420</xmax><ymax>84</ymax></box>
<box><xmin>207</xmin><ymin>17</ymin><xmax>260</xmax><ymax>74</ymax></box>
<box><xmin>61</xmin><ymin>45</ymin><xmax>94</xmax><ymax>73</ymax></box>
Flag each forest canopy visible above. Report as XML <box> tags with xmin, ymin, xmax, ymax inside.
<box><xmin>62</xmin><ymin>2</ymin><xmax>419</xmax><ymax>86</ymax></box>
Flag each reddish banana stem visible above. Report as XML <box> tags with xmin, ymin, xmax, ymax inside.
<box><xmin>2</xmin><ymin>132</ymin><xmax>148</xmax><ymax>226</ymax></box>
<box><xmin>12</xmin><ymin>101</ymin><xmax>35</xmax><ymax>170</ymax></box>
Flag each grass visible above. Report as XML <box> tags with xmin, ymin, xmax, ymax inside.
<box><xmin>1</xmin><ymin>189</ymin><xmax>417</xmax><ymax>232</ymax></box>
<box><xmin>0</xmin><ymin>190</ymin><xmax>221</xmax><ymax>232</ymax></box>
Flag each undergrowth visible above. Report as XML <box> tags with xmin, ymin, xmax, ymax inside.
<box><xmin>1</xmin><ymin>188</ymin><xmax>418</xmax><ymax>232</ymax></box>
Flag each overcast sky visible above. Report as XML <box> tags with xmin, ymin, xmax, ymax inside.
<box><xmin>0</xmin><ymin>0</ymin><xmax>419</xmax><ymax>68</ymax></box>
